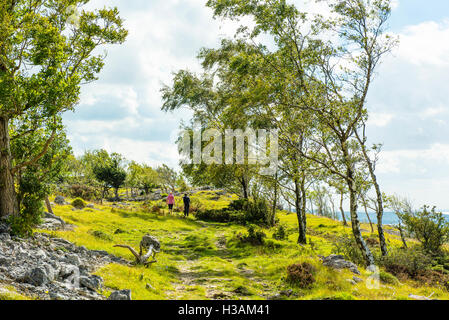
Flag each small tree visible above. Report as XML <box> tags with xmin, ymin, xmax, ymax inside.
<box><xmin>401</xmin><ymin>205</ymin><xmax>449</xmax><ymax>254</ymax></box>
<box><xmin>93</xmin><ymin>153</ymin><xmax>127</xmax><ymax>201</ymax></box>
<box><xmin>156</xmin><ymin>164</ymin><xmax>178</xmax><ymax>193</ymax></box>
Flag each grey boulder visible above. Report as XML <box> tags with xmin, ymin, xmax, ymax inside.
<box><xmin>108</xmin><ymin>289</ymin><xmax>132</xmax><ymax>300</ymax></box>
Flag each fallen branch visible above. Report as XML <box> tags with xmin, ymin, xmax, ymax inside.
<box><xmin>114</xmin><ymin>234</ymin><xmax>160</xmax><ymax>267</ymax></box>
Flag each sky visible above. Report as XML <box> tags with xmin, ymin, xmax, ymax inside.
<box><xmin>63</xmin><ymin>0</ymin><xmax>449</xmax><ymax>210</ymax></box>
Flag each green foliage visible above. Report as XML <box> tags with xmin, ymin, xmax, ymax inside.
<box><xmin>286</xmin><ymin>262</ymin><xmax>316</xmax><ymax>288</ymax></box>
<box><xmin>71</xmin><ymin>198</ymin><xmax>86</xmax><ymax>209</ymax></box>
<box><xmin>236</xmin><ymin>225</ymin><xmax>266</xmax><ymax>246</ymax></box>
<box><xmin>89</xmin><ymin>230</ymin><xmax>113</xmax><ymax>241</ymax></box>
<box><xmin>93</xmin><ymin>152</ymin><xmax>127</xmax><ymax>200</ymax></box>
<box><xmin>400</xmin><ymin>206</ymin><xmax>449</xmax><ymax>254</ymax></box>
<box><xmin>66</xmin><ymin>184</ymin><xmax>99</xmax><ymax>201</ymax></box>
<box><xmin>379</xmin><ymin>247</ymin><xmax>432</xmax><ymax>279</ymax></box>
<box><xmin>8</xmin><ymin>168</ymin><xmax>48</xmax><ymax>237</ymax></box>
<box><xmin>272</xmin><ymin>224</ymin><xmax>287</xmax><ymax>240</ymax></box>
<box><xmin>379</xmin><ymin>271</ymin><xmax>399</xmax><ymax>285</ymax></box>
<box><xmin>331</xmin><ymin>234</ymin><xmax>366</xmax><ymax>266</ymax></box>
<box><xmin>156</xmin><ymin>165</ymin><xmax>178</xmax><ymax>193</ymax></box>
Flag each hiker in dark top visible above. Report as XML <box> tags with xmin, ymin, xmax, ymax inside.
<box><xmin>182</xmin><ymin>194</ymin><xmax>190</xmax><ymax>217</ymax></box>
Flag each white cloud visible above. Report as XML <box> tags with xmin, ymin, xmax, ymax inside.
<box><xmin>368</xmin><ymin>113</ymin><xmax>394</xmax><ymax>127</ymax></box>
<box><xmin>395</xmin><ymin>20</ymin><xmax>449</xmax><ymax>67</ymax></box>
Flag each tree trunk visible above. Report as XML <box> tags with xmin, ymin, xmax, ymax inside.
<box><xmin>115</xmin><ymin>188</ymin><xmax>119</xmax><ymax>201</ymax></box>
<box><xmin>355</xmin><ymin>129</ymin><xmax>388</xmax><ymax>256</ymax></box>
<box><xmin>45</xmin><ymin>196</ymin><xmax>54</xmax><ymax>214</ymax></box>
<box><xmin>341</xmin><ymin>138</ymin><xmax>375</xmax><ymax>266</ymax></box>
<box><xmin>0</xmin><ymin>117</ymin><xmax>18</xmax><ymax>217</ymax></box>
<box><xmin>363</xmin><ymin>202</ymin><xmax>374</xmax><ymax>233</ymax></box>
<box><xmin>240</xmin><ymin>176</ymin><xmax>248</xmax><ymax>200</ymax></box>
<box><xmin>300</xmin><ymin>177</ymin><xmax>307</xmax><ymax>239</ymax></box>
<box><xmin>374</xmin><ymin>180</ymin><xmax>388</xmax><ymax>256</ymax></box>
<box><xmin>294</xmin><ymin>178</ymin><xmax>307</xmax><ymax>244</ymax></box>
<box><xmin>398</xmin><ymin>223</ymin><xmax>408</xmax><ymax>249</ymax></box>
<box><xmin>271</xmin><ymin>172</ymin><xmax>278</xmax><ymax>226</ymax></box>
<box><xmin>340</xmin><ymin>191</ymin><xmax>348</xmax><ymax>226</ymax></box>
<box><xmin>348</xmin><ymin>178</ymin><xmax>375</xmax><ymax>266</ymax></box>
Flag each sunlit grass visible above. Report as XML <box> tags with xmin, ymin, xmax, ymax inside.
<box><xmin>30</xmin><ymin>194</ymin><xmax>449</xmax><ymax>300</ymax></box>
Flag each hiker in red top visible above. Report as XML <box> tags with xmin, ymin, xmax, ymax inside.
<box><xmin>166</xmin><ymin>191</ymin><xmax>175</xmax><ymax>215</ymax></box>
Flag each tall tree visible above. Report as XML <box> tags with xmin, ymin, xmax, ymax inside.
<box><xmin>205</xmin><ymin>0</ymin><xmax>396</xmax><ymax>265</ymax></box>
<box><xmin>0</xmin><ymin>0</ymin><xmax>127</xmax><ymax>217</ymax></box>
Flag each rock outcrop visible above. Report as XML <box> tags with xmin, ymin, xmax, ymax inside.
<box><xmin>319</xmin><ymin>255</ymin><xmax>360</xmax><ymax>275</ymax></box>
<box><xmin>0</xmin><ymin>222</ymin><xmax>129</xmax><ymax>300</ymax></box>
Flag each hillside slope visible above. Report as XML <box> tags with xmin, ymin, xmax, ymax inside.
<box><xmin>20</xmin><ymin>191</ymin><xmax>449</xmax><ymax>300</ymax></box>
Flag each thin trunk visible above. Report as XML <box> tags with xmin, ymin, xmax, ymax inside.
<box><xmin>240</xmin><ymin>177</ymin><xmax>248</xmax><ymax>200</ymax></box>
<box><xmin>355</xmin><ymin>129</ymin><xmax>388</xmax><ymax>256</ymax></box>
<box><xmin>398</xmin><ymin>223</ymin><xmax>408</xmax><ymax>249</ymax></box>
<box><xmin>271</xmin><ymin>175</ymin><xmax>278</xmax><ymax>226</ymax></box>
<box><xmin>340</xmin><ymin>191</ymin><xmax>347</xmax><ymax>226</ymax></box>
<box><xmin>374</xmin><ymin>178</ymin><xmax>388</xmax><ymax>256</ymax></box>
<box><xmin>0</xmin><ymin>117</ymin><xmax>17</xmax><ymax>217</ymax></box>
<box><xmin>362</xmin><ymin>199</ymin><xmax>374</xmax><ymax>233</ymax></box>
<box><xmin>343</xmin><ymin>140</ymin><xmax>375</xmax><ymax>267</ymax></box>
<box><xmin>294</xmin><ymin>178</ymin><xmax>307</xmax><ymax>244</ymax></box>
<box><xmin>300</xmin><ymin>176</ymin><xmax>307</xmax><ymax>238</ymax></box>
<box><xmin>115</xmin><ymin>188</ymin><xmax>119</xmax><ymax>201</ymax></box>
<box><xmin>349</xmin><ymin>181</ymin><xmax>375</xmax><ymax>266</ymax></box>
<box><xmin>45</xmin><ymin>196</ymin><xmax>53</xmax><ymax>214</ymax></box>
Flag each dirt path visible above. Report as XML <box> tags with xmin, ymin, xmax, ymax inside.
<box><xmin>164</xmin><ymin>226</ymin><xmax>277</xmax><ymax>300</ymax></box>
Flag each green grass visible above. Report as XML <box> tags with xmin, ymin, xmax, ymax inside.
<box><xmin>31</xmin><ymin>193</ymin><xmax>449</xmax><ymax>300</ymax></box>
<box><xmin>0</xmin><ymin>286</ymin><xmax>30</xmax><ymax>300</ymax></box>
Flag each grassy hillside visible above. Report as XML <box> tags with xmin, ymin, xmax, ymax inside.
<box><xmin>37</xmin><ymin>191</ymin><xmax>449</xmax><ymax>300</ymax></box>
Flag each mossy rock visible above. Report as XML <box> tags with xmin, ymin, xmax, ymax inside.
<box><xmin>379</xmin><ymin>271</ymin><xmax>399</xmax><ymax>285</ymax></box>
<box><xmin>90</xmin><ymin>230</ymin><xmax>113</xmax><ymax>241</ymax></box>
<box><xmin>71</xmin><ymin>198</ymin><xmax>86</xmax><ymax>209</ymax></box>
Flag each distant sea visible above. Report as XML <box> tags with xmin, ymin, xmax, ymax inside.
<box><xmin>334</xmin><ymin>211</ymin><xmax>449</xmax><ymax>226</ymax></box>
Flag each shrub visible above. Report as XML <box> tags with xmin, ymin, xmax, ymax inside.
<box><xmin>151</xmin><ymin>205</ymin><xmax>161</xmax><ymax>214</ymax></box>
<box><xmin>286</xmin><ymin>262</ymin><xmax>316</xmax><ymax>288</ymax></box>
<box><xmin>189</xmin><ymin>198</ymin><xmax>203</xmax><ymax>214</ymax></box>
<box><xmin>229</xmin><ymin>198</ymin><xmax>270</xmax><ymax>224</ymax></box>
<box><xmin>71</xmin><ymin>198</ymin><xmax>86</xmax><ymax>209</ymax></box>
<box><xmin>67</xmin><ymin>184</ymin><xmax>98</xmax><ymax>201</ymax></box>
<box><xmin>9</xmin><ymin>170</ymin><xmax>46</xmax><ymax>237</ymax></box>
<box><xmin>379</xmin><ymin>271</ymin><xmax>399</xmax><ymax>285</ymax></box>
<box><xmin>331</xmin><ymin>234</ymin><xmax>366</xmax><ymax>266</ymax></box>
<box><xmin>401</xmin><ymin>205</ymin><xmax>449</xmax><ymax>254</ymax></box>
<box><xmin>237</xmin><ymin>225</ymin><xmax>266</xmax><ymax>245</ymax></box>
<box><xmin>90</xmin><ymin>230</ymin><xmax>113</xmax><ymax>241</ymax></box>
<box><xmin>273</xmin><ymin>224</ymin><xmax>287</xmax><ymax>240</ymax></box>
<box><xmin>379</xmin><ymin>247</ymin><xmax>432</xmax><ymax>279</ymax></box>
<box><xmin>194</xmin><ymin>198</ymin><xmax>269</xmax><ymax>225</ymax></box>
<box><xmin>264</xmin><ymin>239</ymin><xmax>283</xmax><ymax>250</ymax></box>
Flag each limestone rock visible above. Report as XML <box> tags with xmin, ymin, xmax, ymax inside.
<box><xmin>108</xmin><ymin>289</ymin><xmax>132</xmax><ymax>300</ymax></box>
<box><xmin>319</xmin><ymin>255</ymin><xmax>360</xmax><ymax>275</ymax></box>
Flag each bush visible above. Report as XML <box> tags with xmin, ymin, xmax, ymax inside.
<box><xmin>151</xmin><ymin>205</ymin><xmax>161</xmax><ymax>214</ymax></box>
<box><xmin>401</xmin><ymin>205</ymin><xmax>449</xmax><ymax>254</ymax></box>
<box><xmin>71</xmin><ymin>198</ymin><xmax>86</xmax><ymax>209</ymax></box>
<box><xmin>379</xmin><ymin>247</ymin><xmax>432</xmax><ymax>279</ymax></box>
<box><xmin>331</xmin><ymin>234</ymin><xmax>366</xmax><ymax>266</ymax></box>
<box><xmin>67</xmin><ymin>184</ymin><xmax>98</xmax><ymax>201</ymax></box>
<box><xmin>286</xmin><ymin>262</ymin><xmax>316</xmax><ymax>288</ymax></box>
<box><xmin>8</xmin><ymin>170</ymin><xmax>46</xmax><ymax>237</ymax></box>
<box><xmin>379</xmin><ymin>271</ymin><xmax>399</xmax><ymax>285</ymax></box>
<box><xmin>236</xmin><ymin>225</ymin><xmax>266</xmax><ymax>245</ymax></box>
<box><xmin>229</xmin><ymin>198</ymin><xmax>269</xmax><ymax>224</ymax></box>
<box><xmin>90</xmin><ymin>230</ymin><xmax>113</xmax><ymax>241</ymax></box>
<box><xmin>194</xmin><ymin>198</ymin><xmax>270</xmax><ymax>225</ymax></box>
<box><xmin>273</xmin><ymin>224</ymin><xmax>287</xmax><ymax>240</ymax></box>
